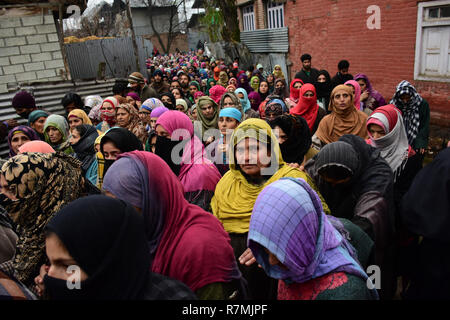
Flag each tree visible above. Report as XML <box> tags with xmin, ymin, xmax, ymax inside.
<box><xmin>145</xmin><ymin>0</ymin><xmax>188</xmax><ymax>54</ymax></box>
<box><xmin>201</xmin><ymin>0</ymin><xmax>240</xmax><ymax>43</ymax></box>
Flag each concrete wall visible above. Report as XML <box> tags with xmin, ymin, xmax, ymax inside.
<box><xmin>131</xmin><ymin>7</ymin><xmax>180</xmax><ymax>37</ymax></box>
<box><xmin>284</xmin><ymin>0</ymin><xmax>450</xmax><ymax>127</ymax></box>
<box><xmin>0</xmin><ymin>13</ymin><xmax>66</xmax><ymax>93</ymax></box>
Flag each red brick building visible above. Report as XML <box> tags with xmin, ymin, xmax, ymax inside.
<box><xmin>236</xmin><ymin>0</ymin><xmax>450</xmax><ymax>127</ymax></box>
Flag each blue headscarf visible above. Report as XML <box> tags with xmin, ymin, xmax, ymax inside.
<box><xmin>219</xmin><ymin>107</ymin><xmax>242</xmax><ymax>122</ymax></box>
<box><xmin>27</xmin><ymin>110</ymin><xmax>49</xmax><ymax>126</ymax></box>
<box><xmin>235</xmin><ymin>88</ymin><xmax>251</xmax><ymax>113</ymax></box>
<box><xmin>248</xmin><ymin>177</ymin><xmax>379</xmax><ymax>299</ymax></box>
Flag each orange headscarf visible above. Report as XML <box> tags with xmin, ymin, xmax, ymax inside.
<box><xmin>315</xmin><ymin>85</ymin><xmax>368</xmax><ymax>144</ymax></box>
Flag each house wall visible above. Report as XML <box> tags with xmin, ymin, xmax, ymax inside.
<box><xmin>0</xmin><ymin>13</ymin><xmax>66</xmax><ymax>93</ymax></box>
<box><xmin>284</xmin><ymin>0</ymin><xmax>449</xmax><ymax>126</ymax></box>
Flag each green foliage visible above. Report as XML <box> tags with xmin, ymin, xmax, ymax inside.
<box><xmin>200</xmin><ymin>6</ymin><xmax>224</xmax><ymax>42</ymax></box>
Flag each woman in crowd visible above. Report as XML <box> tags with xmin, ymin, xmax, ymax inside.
<box><xmin>366</xmin><ymin>104</ymin><xmax>422</xmax><ymax>213</ymax></box>
<box><xmin>139</xmin><ymin>98</ymin><xmax>162</xmax><ymax>133</ymax></box>
<box><xmin>228</xmin><ymin>77</ymin><xmax>237</xmax><ymax>88</ymax></box>
<box><xmin>312</xmin><ymin>85</ymin><xmax>368</xmax><ymax>150</ymax></box>
<box><xmin>171</xmin><ymin>87</ymin><xmax>185</xmax><ymax>100</ymax></box>
<box><xmin>304</xmin><ymin>134</ymin><xmax>396</xmax><ymax>299</ymax></box>
<box><xmin>248</xmin><ymin>91</ymin><xmax>261</xmax><ymax>113</ymax></box>
<box><xmin>211</xmin><ymin>118</ymin><xmax>330</xmax><ymax>299</ymax></box>
<box><xmin>272</xmin><ymin>65</ymin><xmax>285</xmax><ymax>80</ymax></box>
<box><xmin>160</xmin><ymin>92</ymin><xmax>176</xmax><ymax>110</ymax></box>
<box><xmin>217</xmin><ymin>71</ymin><xmax>229</xmax><ymax>88</ymax></box>
<box><xmin>390</xmin><ymin>80</ymin><xmax>430</xmax><ymax>158</ymax></box>
<box><xmin>266</xmin><ymin>74</ymin><xmax>275</xmax><ymax>94</ymax></box>
<box><xmin>7</xmin><ymin>126</ymin><xmax>41</xmax><ymax>158</ymax></box>
<box><xmin>289</xmin><ymin>83</ymin><xmax>327</xmax><ymax>135</ymax></box>
<box><xmin>235</xmin><ymin>88</ymin><xmax>259</xmax><ymax>120</ymax></box>
<box><xmin>258</xmin><ymin>80</ymin><xmax>270</xmax><ymax>102</ymax></box>
<box><xmin>264</xmin><ymin>99</ymin><xmax>287</xmax><ymax>122</ymax></box>
<box><xmin>155</xmin><ymin>110</ymin><xmax>221</xmax><ymax>211</ymax></box>
<box><xmin>206</xmin><ymin>78</ymin><xmax>216</xmax><ymax>95</ymax></box>
<box><xmin>399</xmin><ymin>148</ymin><xmax>450</xmax><ymax>299</ymax></box>
<box><xmin>115</xmin><ymin>103</ymin><xmax>148</xmax><ymax>145</ymax></box>
<box><xmin>43</xmin><ymin>115</ymin><xmax>74</xmax><ymax>155</ymax></box>
<box><xmin>84</xmin><ymin>95</ymin><xmax>103</xmax><ymax>126</ymax></box>
<box><xmin>33</xmin><ymin>195</ymin><xmax>196</xmax><ymax>300</ymax></box>
<box><xmin>150</xmin><ymin>106</ymin><xmax>169</xmax><ymax>131</ymax></box>
<box><xmin>315</xmin><ymin>70</ymin><xmax>333</xmax><ymax>112</ymax></box>
<box><xmin>126</xmin><ymin>92</ymin><xmax>141</xmax><ymax>110</ymax></box>
<box><xmin>97</xmin><ymin>96</ymin><xmax>119</xmax><ymax>133</ymax></box>
<box><xmin>237</xmin><ymin>73</ymin><xmax>253</xmax><ymax>94</ymax></box>
<box><xmin>248</xmin><ymin>177</ymin><xmax>379</xmax><ymax>300</ymax></box>
<box><xmin>208</xmin><ymin>85</ymin><xmax>227</xmax><ymax>105</ymax></box>
<box><xmin>0</xmin><ymin>152</ymin><xmax>98</xmax><ymax>288</ymax></box>
<box><xmin>285</xmin><ymin>79</ymin><xmax>304</xmax><ymax>110</ymax></box>
<box><xmin>68</xmin><ymin>109</ymin><xmax>93</xmax><ymax>131</ymax></box>
<box><xmin>27</xmin><ymin>110</ymin><xmax>49</xmax><ymax>140</ymax></box>
<box><xmin>102</xmin><ymin>151</ymin><xmax>244</xmax><ymax>299</ymax></box>
<box><xmin>345</xmin><ymin>80</ymin><xmax>373</xmax><ymax>115</ymax></box>
<box><xmin>97</xmin><ymin>127</ymin><xmax>143</xmax><ymax>188</ymax></box>
<box><xmin>250</xmin><ymin>76</ymin><xmax>260</xmax><ymax>92</ymax></box>
<box><xmin>354</xmin><ymin>73</ymin><xmax>386</xmax><ymax>111</ymax></box>
<box><xmin>69</xmin><ymin>124</ymin><xmax>99</xmax><ymax>185</ymax></box>
<box><xmin>274</xmin><ymin>78</ymin><xmax>289</xmax><ymax>101</ymax></box>
<box><xmin>195</xmin><ymin>96</ymin><xmax>220</xmax><ymax>144</ymax></box>
<box><xmin>269</xmin><ymin>114</ymin><xmax>314</xmax><ymax>167</ymax></box>
<box><xmin>175</xmin><ymin>99</ymin><xmax>189</xmax><ymax>114</ymax></box>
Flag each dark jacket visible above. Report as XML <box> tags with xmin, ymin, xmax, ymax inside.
<box><xmin>141</xmin><ymin>85</ymin><xmax>158</xmax><ymax>101</ymax></box>
<box><xmin>294</xmin><ymin>68</ymin><xmax>320</xmax><ymax>84</ymax></box>
<box><xmin>331</xmin><ymin>72</ymin><xmax>354</xmax><ymax>89</ymax></box>
<box><xmin>412</xmin><ymin>99</ymin><xmax>430</xmax><ymax>150</ymax></box>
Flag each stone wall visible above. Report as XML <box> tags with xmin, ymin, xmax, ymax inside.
<box><xmin>0</xmin><ymin>13</ymin><xmax>66</xmax><ymax>93</ymax></box>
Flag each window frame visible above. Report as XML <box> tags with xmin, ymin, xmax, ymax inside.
<box><xmin>414</xmin><ymin>0</ymin><xmax>450</xmax><ymax>82</ymax></box>
<box><xmin>267</xmin><ymin>1</ymin><xmax>285</xmax><ymax>29</ymax></box>
<box><xmin>242</xmin><ymin>4</ymin><xmax>256</xmax><ymax>31</ymax></box>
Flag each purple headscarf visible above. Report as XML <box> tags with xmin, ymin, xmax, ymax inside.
<box><xmin>8</xmin><ymin>125</ymin><xmax>41</xmax><ymax>157</ymax></box>
<box><xmin>354</xmin><ymin>73</ymin><xmax>387</xmax><ymax>108</ymax></box>
<box><xmin>237</xmin><ymin>74</ymin><xmax>254</xmax><ymax>95</ymax></box>
<box><xmin>248</xmin><ymin>177</ymin><xmax>378</xmax><ymax>298</ymax></box>
<box><xmin>150</xmin><ymin>106</ymin><xmax>169</xmax><ymax>118</ymax></box>
<box><xmin>248</xmin><ymin>91</ymin><xmax>261</xmax><ymax>111</ymax></box>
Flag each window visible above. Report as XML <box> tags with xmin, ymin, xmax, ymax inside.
<box><xmin>267</xmin><ymin>1</ymin><xmax>284</xmax><ymax>29</ymax></box>
<box><xmin>243</xmin><ymin>5</ymin><xmax>255</xmax><ymax>31</ymax></box>
<box><xmin>414</xmin><ymin>0</ymin><xmax>450</xmax><ymax>82</ymax></box>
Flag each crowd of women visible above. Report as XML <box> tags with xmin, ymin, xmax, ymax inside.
<box><xmin>0</xmin><ymin>49</ymin><xmax>448</xmax><ymax>301</ymax></box>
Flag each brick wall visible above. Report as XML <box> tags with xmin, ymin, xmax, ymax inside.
<box><xmin>285</xmin><ymin>0</ymin><xmax>450</xmax><ymax>127</ymax></box>
<box><xmin>0</xmin><ymin>13</ymin><xmax>66</xmax><ymax>93</ymax></box>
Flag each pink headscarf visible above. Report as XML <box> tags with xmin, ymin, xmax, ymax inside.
<box><xmin>345</xmin><ymin>80</ymin><xmax>362</xmax><ymax>110</ymax></box>
<box><xmin>18</xmin><ymin>140</ymin><xmax>55</xmax><ymax>154</ymax></box>
<box><xmin>194</xmin><ymin>91</ymin><xmax>205</xmax><ymax>99</ymax></box>
<box><xmin>209</xmin><ymin>85</ymin><xmax>227</xmax><ymax>104</ymax></box>
<box><xmin>155</xmin><ymin>111</ymin><xmax>221</xmax><ymax>193</ymax></box>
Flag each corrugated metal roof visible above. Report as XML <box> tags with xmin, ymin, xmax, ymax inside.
<box><xmin>0</xmin><ymin>78</ymin><xmax>116</xmax><ymax>159</ymax></box>
<box><xmin>240</xmin><ymin>27</ymin><xmax>289</xmax><ymax>53</ymax></box>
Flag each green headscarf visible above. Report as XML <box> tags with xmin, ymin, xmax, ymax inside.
<box><xmin>43</xmin><ymin>114</ymin><xmax>73</xmax><ymax>154</ymax></box>
<box><xmin>196</xmin><ymin>96</ymin><xmax>219</xmax><ymax>138</ymax></box>
<box><xmin>206</xmin><ymin>78</ymin><xmax>216</xmax><ymax>95</ymax></box>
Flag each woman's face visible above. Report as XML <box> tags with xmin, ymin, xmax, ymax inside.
<box><xmin>235</xmin><ymin>137</ymin><xmax>270</xmax><ymax>178</ymax></box>
<box><xmin>240</xmin><ymin>77</ymin><xmax>245</xmax><ymax>84</ymax></box>
<box><xmin>31</xmin><ymin>116</ymin><xmax>47</xmax><ymax>134</ymax></box>
<box><xmin>45</xmin><ymin>233</ymin><xmax>88</xmax><ymax>282</ymax></box>
<box><xmin>223</xmin><ymin>96</ymin><xmax>236</xmax><ymax>108</ymax></box>
<box><xmin>267</xmin><ymin>75</ymin><xmax>274</xmax><ymax>83</ymax></box>
<box><xmin>368</xmin><ymin>124</ymin><xmax>386</xmax><ymax>140</ymax></box>
<box><xmin>293</xmin><ymin>82</ymin><xmax>303</xmax><ymax>89</ymax></box>
<box><xmin>69</xmin><ymin>129</ymin><xmax>81</xmax><ymax>145</ymax></box>
<box><xmin>161</xmin><ymin>96</ymin><xmax>172</xmax><ymax>107</ymax></box>
<box><xmin>172</xmin><ymin>89</ymin><xmax>182</xmax><ymax>99</ymax></box>
<box><xmin>357</xmin><ymin>79</ymin><xmax>367</xmax><ymax>92</ymax></box>
<box><xmin>259</xmin><ymin>82</ymin><xmax>269</xmax><ymax>94</ymax></box>
<box><xmin>149</xmin><ymin>135</ymin><xmax>157</xmax><ymax>153</ymax></box>
<box><xmin>266</xmin><ymin>112</ymin><xmax>279</xmax><ymax>122</ymax></box>
<box><xmin>272</xmin><ymin>126</ymin><xmax>288</xmax><ymax>145</ymax></box>
<box><xmin>191</xmin><ymin>108</ymin><xmax>198</xmax><ymax>121</ymax></box>
<box><xmin>102</xmin><ymin>141</ymin><xmax>121</xmax><ymax>160</ymax></box>
<box><xmin>155</xmin><ymin>125</ymin><xmax>171</xmax><ymax>139</ymax></box>
<box><xmin>317</xmin><ymin>75</ymin><xmax>326</xmax><ymax>83</ymax></box>
<box><xmin>333</xmin><ymin>89</ymin><xmax>352</xmax><ymax>108</ymax></box>
<box><xmin>275</xmin><ymin>66</ymin><xmax>281</xmax><ymax>72</ymax></box>
<box><xmin>138</xmin><ymin>109</ymin><xmax>151</xmax><ymax>124</ymax></box>
<box><xmin>176</xmin><ymin>104</ymin><xmax>185</xmax><ymax>112</ymax></box>
<box><xmin>303</xmin><ymin>90</ymin><xmax>314</xmax><ymax>98</ymax></box>
<box><xmin>46</xmin><ymin>126</ymin><xmax>63</xmax><ymax>145</ymax></box>
<box><xmin>101</xmin><ymin>102</ymin><xmax>114</xmax><ymax>113</ymax></box>
<box><xmin>218</xmin><ymin>116</ymin><xmax>239</xmax><ymax>135</ymax></box>
<box><xmin>68</xmin><ymin>116</ymin><xmax>83</xmax><ymax>130</ymax></box>
<box><xmin>189</xmin><ymin>85</ymin><xmax>198</xmax><ymax>96</ymax></box>
<box><xmin>116</xmin><ymin>108</ymin><xmax>131</xmax><ymax>127</ymax></box>
<box><xmin>237</xmin><ymin>93</ymin><xmax>244</xmax><ymax>100</ymax></box>
<box><xmin>346</xmin><ymin>84</ymin><xmax>356</xmax><ymax>96</ymax></box>
<box><xmin>150</xmin><ymin>117</ymin><xmax>158</xmax><ymax>130</ymax></box>
<box><xmin>275</xmin><ymin>81</ymin><xmax>285</xmax><ymax>91</ymax></box>
<box><xmin>126</xmin><ymin>96</ymin><xmax>136</xmax><ymax>106</ymax></box>
<box><xmin>0</xmin><ymin>174</ymin><xmax>17</xmax><ymax>201</ymax></box>
<box><xmin>200</xmin><ymin>103</ymin><xmax>215</xmax><ymax>119</ymax></box>
<box><xmin>11</xmin><ymin>132</ymin><xmax>31</xmax><ymax>155</ymax></box>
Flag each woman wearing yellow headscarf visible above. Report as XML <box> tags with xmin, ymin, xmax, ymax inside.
<box><xmin>250</xmin><ymin>76</ymin><xmax>260</xmax><ymax>92</ymax></box>
<box><xmin>217</xmin><ymin>71</ymin><xmax>229</xmax><ymax>88</ymax></box>
<box><xmin>210</xmin><ymin>118</ymin><xmax>329</xmax><ymax>299</ymax></box>
<box><xmin>273</xmin><ymin>65</ymin><xmax>285</xmax><ymax>80</ymax></box>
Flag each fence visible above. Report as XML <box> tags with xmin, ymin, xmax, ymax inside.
<box><xmin>64</xmin><ymin>36</ymin><xmax>153</xmax><ymax>81</ymax></box>
<box><xmin>0</xmin><ymin>78</ymin><xmax>116</xmax><ymax>158</ymax></box>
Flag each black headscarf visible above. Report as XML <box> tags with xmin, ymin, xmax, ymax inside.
<box><xmin>160</xmin><ymin>92</ymin><xmax>176</xmax><ymax>110</ymax></box>
<box><xmin>315</xmin><ymin>70</ymin><xmax>332</xmax><ymax>111</ymax></box>
<box><xmin>44</xmin><ymin>195</ymin><xmax>151</xmax><ymax>299</ymax></box>
<box><xmin>401</xmin><ymin>148</ymin><xmax>450</xmax><ymax>243</ymax></box>
<box><xmin>269</xmin><ymin>114</ymin><xmax>311</xmax><ymax>165</ymax></box>
<box><xmin>71</xmin><ymin>124</ymin><xmax>98</xmax><ymax>173</ymax></box>
<box><xmin>100</xmin><ymin>127</ymin><xmax>144</xmax><ymax>175</ymax></box>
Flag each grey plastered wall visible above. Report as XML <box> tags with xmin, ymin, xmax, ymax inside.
<box><xmin>0</xmin><ymin>13</ymin><xmax>66</xmax><ymax>93</ymax></box>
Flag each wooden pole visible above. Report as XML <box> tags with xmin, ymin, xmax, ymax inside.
<box><xmin>125</xmin><ymin>0</ymin><xmax>140</xmax><ymax>72</ymax></box>
<box><xmin>58</xmin><ymin>3</ymin><xmax>71</xmax><ymax>80</ymax></box>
